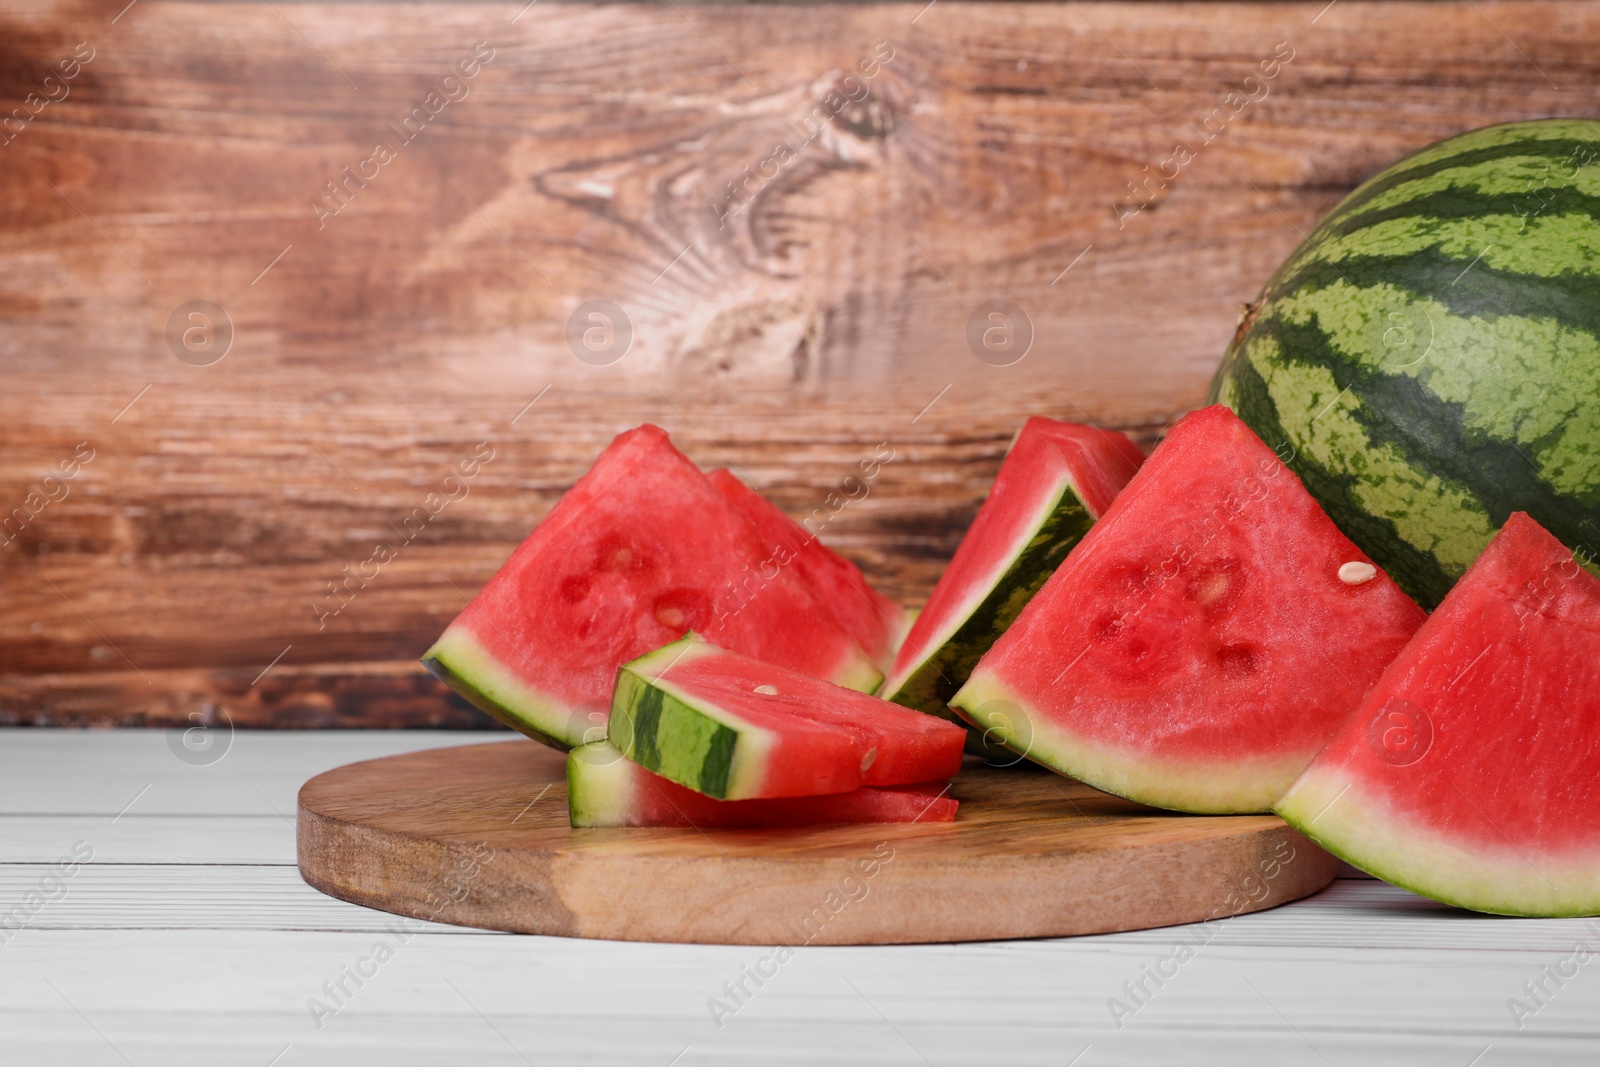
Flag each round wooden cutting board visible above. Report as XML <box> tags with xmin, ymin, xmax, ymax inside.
<box><xmin>297</xmin><ymin>741</ymin><xmax>1337</xmax><ymax>945</ymax></box>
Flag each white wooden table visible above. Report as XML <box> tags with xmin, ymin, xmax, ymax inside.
<box><xmin>2</xmin><ymin>729</ymin><xmax>1595</xmax><ymax>1066</ymax></box>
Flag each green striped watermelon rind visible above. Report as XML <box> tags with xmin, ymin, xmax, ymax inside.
<box><xmin>568</xmin><ymin>740</ymin><xmax>641</xmax><ymax>827</ymax></box>
<box><xmin>1276</xmin><ymin>762</ymin><xmax>1600</xmax><ymax>917</ymax></box>
<box><xmin>951</xmin><ymin>669</ymin><xmax>1314</xmax><ymax>815</ymax></box>
<box><xmin>880</xmin><ymin>476</ymin><xmax>1097</xmax><ymax>724</ymax></box>
<box><xmin>422</xmin><ymin>623</ymin><xmax>593</xmax><ymax>752</ymax></box>
<box><xmin>1211</xmin><ymin>117</ymin><xmax>1600</xmax><ymax>608</ymax></box>
<box><xmin>608</xmin><ymin>638</ymin><xmax>774</xmax><ymax>800</ymax></box>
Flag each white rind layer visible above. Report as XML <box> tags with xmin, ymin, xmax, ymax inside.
<box><xmin>424</xmin><ymin>622</ymin><xmax>589</xmax><ymax>749</ymax></box>
<box><xmin>567</xmin><ymin>741</ymin><xmax>640</xmax><ymax>827</ymax></box>
<box><xmin>950</xmin><ymin>668</ymin><xmax>1318</xmax><ymax>815</ymax></box>
<box><xmin>1276</xmin><ymin>761</ymin><xmax>1600</xmax><ymax>917</ymax></box>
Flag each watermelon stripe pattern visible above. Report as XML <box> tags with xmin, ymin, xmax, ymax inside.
<box><xmin>879</xmin><ymin>417</ymin><xmax>1144</xmax><ymax>734</ymax></box>
<box><xmin>1212</xmin><ymin>118</ymin><xmax>1600</xmax><ymax>607</ymax></box>
<box><xmin>885</xmin><ymin>496</ymin><xmax>1095</xmax><ymax>719</ymax></box>
<box><xmin>613</xmin><ymin>668</ymin><xmax>741</xmax><ymax>798</ymax></box>
<box><xmin>608</xmin><ymin>636</ymin><xmax>966</xmax><ymax>801</ymax></box>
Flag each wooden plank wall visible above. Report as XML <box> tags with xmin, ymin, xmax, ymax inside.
<box><xmin>2</xmin><ymin>0</ymin><xmax>1595</xmax><ymax>726</ymax></box>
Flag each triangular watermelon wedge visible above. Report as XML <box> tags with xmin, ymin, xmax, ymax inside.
<box><xmin>1277</xmin><ymin>513</ymin><xmax>1600</xmax><ymax>916</ymax></box>
<box><xmin>423</xmin><ymin>425</ymin><xmax>881</xmax><ymax>750</ymax></box>
<box><xmin>569</xmin><ymin>741</ymin><xmax>957</xmax><ymax>827</ymax></box>
<box><xmin>880</xmin><ymin>416</ymin><xmax>1145</xmax><ymax>722</ymax></box>
<box><xmin>706</xmin><ymin>468</ymin><xmax>909</xmax><ymax>671</ymax></box>
<box><xmin>609</xmin><ymin>635</ymin><xmax>967</xmax><ymax>799</ymax></box>
<box><xmin>951</xmin><ymin>405</ymin><xmax>1427</xmax><ymax>814</ymax></box>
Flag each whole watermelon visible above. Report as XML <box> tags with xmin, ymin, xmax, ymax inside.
<box><xmin>1211</xmin><ymin>118</ymin><xmax>1600</xmax><ymax>608</ymax></box>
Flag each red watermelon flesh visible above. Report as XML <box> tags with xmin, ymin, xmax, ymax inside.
<box><xmin>880</xmin><ymin>416</ymin><xmax>1145</xmax><ymax>720</ymax></box>
<box><xmin>422</xmin><ymin>425</ymin><xmax>881</xmax><ymax>751</ymax></box>
<box><xmin>1277</xmin><ymin>513</ymin><xmax>1600</xmax><ymax>916</ymax></box>
<box><xmin>609</xmin><ymin>635</ymin><xmax>967</xmax><ymax>799</ymax></box>
<box><xmin>951</xmin><ymin>405</ymin><xmax>1427</xmax><ymax>814</ymax></box>
<box><xmin>568</xmin><ymin>740</ymin><xmax>957</xmax><ymax>828</ymax></box>
<box><xmin>707</xmin><ymin>468</ymin><xmax>908</xmax><ymax>670</ymax></box>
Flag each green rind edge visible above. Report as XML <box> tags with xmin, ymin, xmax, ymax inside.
<box><xmin>610</xmin><ymin>647</ymin><xmax>742</xmax><ymax>799</ymax></box>
<box><xmin>566</xmin><ymin>740</ymin><xmax>635</xmax><ymax>828</ymax></box>
<box><xmin>833</xmin><ymin>649</ymin><xmax>887</xmax><ymax>697</ymax></box>
<box><xmin>884</xmin><ymin>481</ymin><xmax>1097</xmax><ymax>725</ymax></box>
<box><xmin>420</xmin><ymin>625</ymin><xmax>582</xmax><ymax>752</ymax></box>
<box><xmin>1275</xmin><ymin>767</ymin><xmax>1600</xmax><ymax>917</ymax></box>
<box><xmin>951</xmin><ymin>670</ymin><xmax>1305</xmax><ymax>815</ymax></box>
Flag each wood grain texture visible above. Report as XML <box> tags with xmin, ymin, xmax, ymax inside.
<box><xmin>0</xmin><ymin>377</ymin><xmax>1172</xmax><ymax>727</ymax></box>
<box><xmin>297</xmin><ymin>740</ymin><xmax>1338</xmax><ymax>943</ymax></box>
<box><xmin>4</xmin><ymin>0</ymin><xmax>1598</xmax><ymax>725</ymax></box>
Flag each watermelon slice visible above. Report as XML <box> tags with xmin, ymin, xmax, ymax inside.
<box><xmin>951</xmin><ymin>405</ymin><xmax>1427</xmax><ymax>814</ymax></box>
<box><xmin>422</xmin><ymin>425</ymin><xmax>881</xmax><ymax>751</ymax></box>
<box><xmin>879</xmin><ymin>417</ymin><xmax>1145</xmax><ymax>725</ymax></box>
<box><xmin>609</xmin><ymin>635</ymin><xmax>967</xmax><ymax>800</ymax></box>
<box><xmin>1277</xmin><ymin>513</ymin><xmax>1600</xmax><ymax>916</ymax></box>
<box><xmin>568</xmin><ymin>741</ymin><xmax>958</xmax><ymax>827</ymax></box>
<box><xmin>707</xmin><ymin>468</ymin><xmax>908</xmax><ymax>671</ymax></box>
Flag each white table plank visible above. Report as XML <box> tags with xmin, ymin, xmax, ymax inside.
<box><xmin>0</xmin><ymin>729</ymin><xmax>497</xmax><ymax>815</ymax></box>
<box><xmin>1</xmin><ymin>729</ymin><xmax>1595</xmax><ymax>1066</ymax></box>
<box><xmin>0</xmin><ymin>815</ymin><xmax>293</xmax><ymax>864</ymax></box>
<box><xmin>4</xmin><ymin>860</ymin><xmax>1599</xmax><ymax>956</ymax></box>
<box><xmin>0</xmin><ymin>864</ymin><xmax>488</xmax><ymax>934</ymax></box>
<box><xmin>1</xmin><ymin>928</ymin><xmax>1595</xmax><ymax>1066</ymax></box>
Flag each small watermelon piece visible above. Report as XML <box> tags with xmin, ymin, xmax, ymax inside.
<box><xmin>880</xmin><ymin>417</ymin><xmax>1145</xmax><ymax>724</ymax></box>
<box><xmin>568</xmin><ymin>741</ymin><xmax>958</xmax><ymax>827</ymax></box>
<box><xmin>609</xmin><ymin>635</ymin><xmax>967</xmax><ymax>800</ymax></box>
<box><xmin>707</xmin><ymin>468</ymin><xmax>909</xmax><ymax>671</ymax></box>
<box><xmin>422</xmin><ymin>425</ymin><xmax>881</xmax><ymax>751</ymax></box>
<box><xmin>951</xmin><ymin>405</ymin><xmax>1427</xmax><ymax>814</ymax></box>
<box><xmin>1277</xmin><ymin>513</ymin><xmax>1600</xmax><ymax>916</ymax></box>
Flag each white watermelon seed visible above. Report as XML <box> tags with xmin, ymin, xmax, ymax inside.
<box><xmin>860</xmin><ymin>747</ymin><xmax>878</xmax><ymax>772</ymax></box>
<box><xmin>1339</xmin><ymin>561</ymin><xmax>1378</xmax><ymax>586</ymax></box>
<box><xmin>753</xmin><ymin>684</ymin><xmax>779</xmax><ymax>696</ymax></box>
<box><xmin>1195</xmin><ymin>571</ymin><xmax>1230</xmax><ymax>605</ymax></box>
